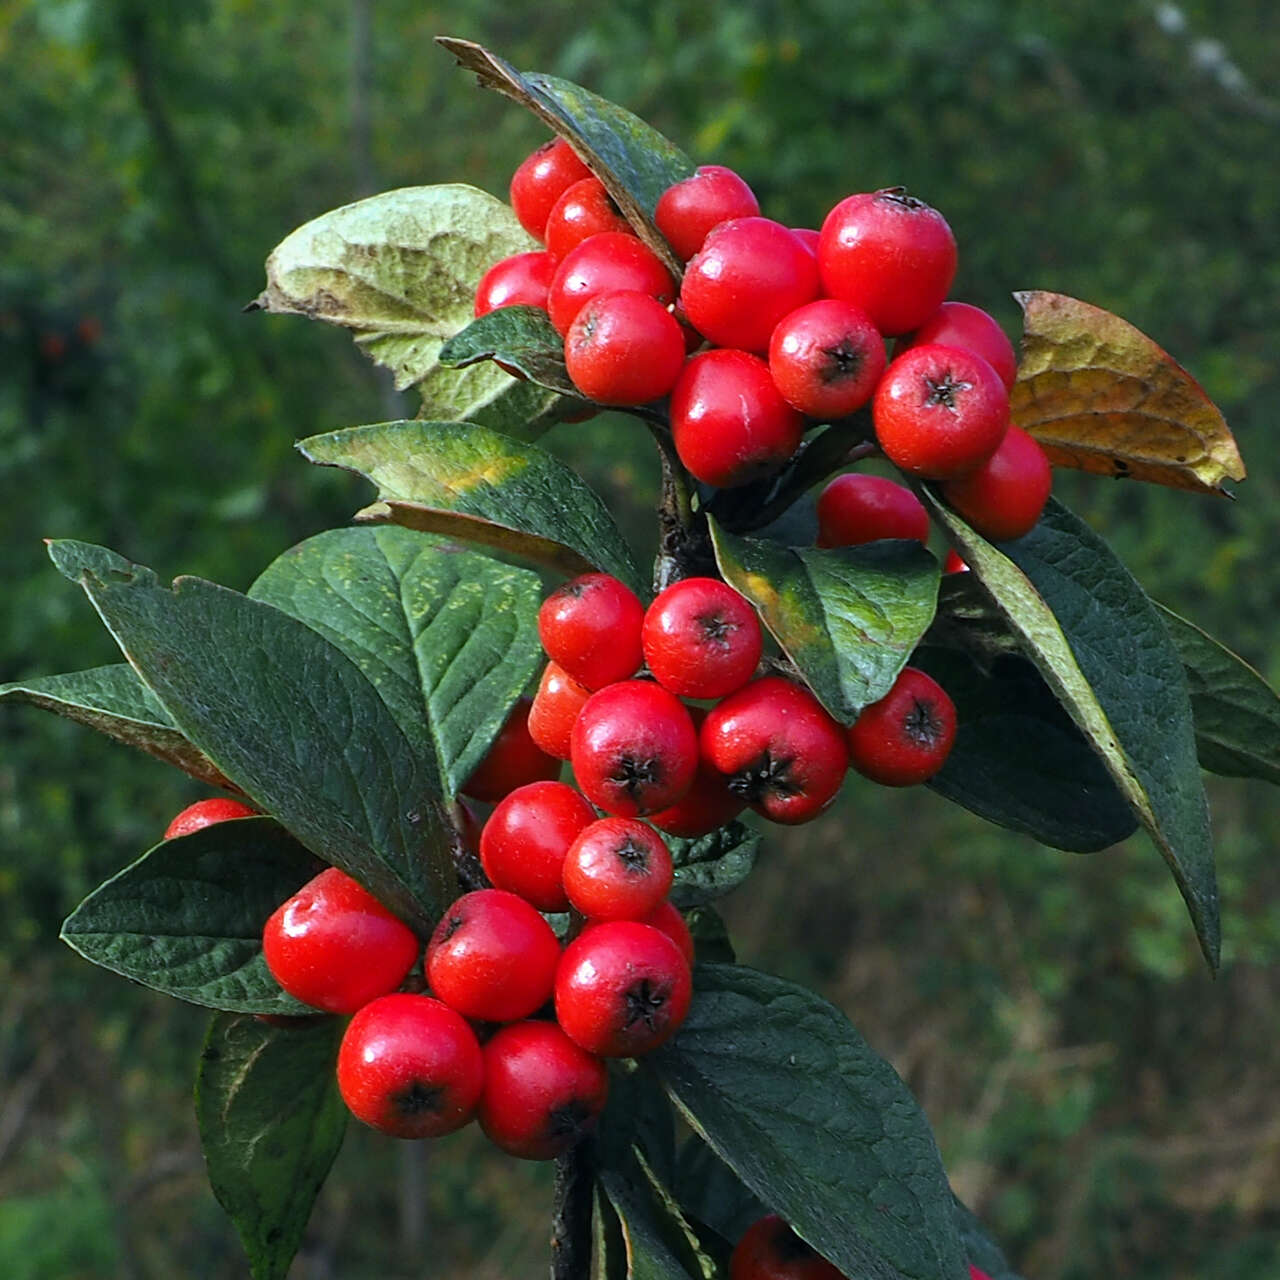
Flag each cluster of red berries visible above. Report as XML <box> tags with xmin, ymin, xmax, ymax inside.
<box><xmin>477</xmin><ymin>137</ymin><xmax>1052</xmax><ymax>542</ymax></box>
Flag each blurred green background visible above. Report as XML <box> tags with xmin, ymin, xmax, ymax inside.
<box><xmin>2</xmin><ymin>1</ymin><xmax>1278</xmax><ymax>1276</ymax></box>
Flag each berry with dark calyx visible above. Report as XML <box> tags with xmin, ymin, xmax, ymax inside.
<box><xmin>940</xmin><ymin>424</ymin><xmax>1052</xmax><ymax>542</ymax></box>
<box><xmin>164</xmin><ymin>796</ymin><xmax>257</xmax><ymax>839</ymax></box>
<box><xmin>671</xmin><ymin>348</ymin><xmax>805</xmax><ymax>489</ymax></box>
<box><xmin>873</xmin><ymin>343</ymin><xmax>1009</xmax><ymax>480</ymax></box>
<box><xmin>730</xmin><ymin>1215</ymin><xmax>845</xmax><ymax>1280</ymax></box>
<box><xmin>846</xmin><ymin>666</ymin><xmax>956</xmax><ymax>786</ymax></box>
<box><xmin>461</xmin><ymin>696</ymin><xmax>560</xmax><ymax>802</ymax></box>
<box><xmin>528</xmin><ymin>661</ymin><xmax>592</xmax><ymax>760</ymax></box>
<box><xmin>426</xmin><ymin>889</ymin><xmax>561</xmax><ymax>1023</ymax></box>
<box><xmin>555</xmin><ymin>920</ymin><xmax>692</xmax><ymax>1057</ymax></box>
<box><xmin>642</xmin><ymin>576</ymin><xmax>763</xmax><ymax>700</ymax></box>
<box><xmin>473</xmin><ymin>251</ymin><xmax>556</xmax><ymax>317</ymax></box>
<box><xmin>562</xmin><ymin>817</ymin><xmax>673</xmax><ymax>921</ymax></box>
<box><xmin>509</xmin><ymin>138</ymin><xmax>592</xmax><ymax>241</ymax></box>
<box><xmin>898</xmin><ymin>300</ymin><xmax>1018</xmax><ymax>389</ymax></box>
<box><xmin>768</xmin><ymin>299</ymin><xmax>887</xmax><ymax>421</ymax></box>
<box><xmin>478</xmin><ymin>1020</ymin><xmax>609</xmax><ymax>1160</ymax></box>
<box><xmin>815</xmin><ymin>473</ymin><xmax>931</xmax><ymax>548</ymax></box>
<box><xmin>681</xmin><ymin>217</ymin><xmax>820</xmax><ymax>354</ymax></box>
<box><xmin>648</xmin><ymin>705</ymin><xmax>747</xmax><ymax>838</ymax></box>
<box><xmin>547</xmin><ymin>232</ymin><xmax>676</xmax><ymax>336</ymax></box>
<box><xmin>571</xmin><ymin>680</ymin><xmax>699</xmax><ymax>817</ymax></box>
<box><xmin>642</xmin><ymin>899</ymin><xmax>696</xmax><ymax>968</ymax></box>
<box><xmin>818</xmin><ymin>188</ymin><xmax>957</xmax><ymax>337</ymax></box>
<box><xmin>538</xmin><ymin>572</ymin><xmax>645</xmax><ymax>692</ymax></box>
<box><xmin>545</xmin><ymin>177</ymin><xmax>633</xmax><ymax>261</ymax></box>
<box><xmin>262</xmin><ymin>867</ymin><xmax>419</xmax><ymax>1014</ymax></box>
<box><xmin>701</xmin><ymin>676</ymin><xmax>848</xmax><ymax>825</ymax></box>
<box><xmin>655</xmin><ymin>164</ymin><xmax>760</xmax><ymax>261</ymax></box>
<box><xmin>564</xmin><ymin>290</ymin><xmax>686</xmax><ymax>405</ymax></box>
<box><xmin>480</xmin><ymin>780</ymin><xmax>596</xmax><ymax>912</ymax></box>
<box><xmin>336</xmin><ymin>994</ymin><xmax>483</xmax><ymax>1139</ymax></box>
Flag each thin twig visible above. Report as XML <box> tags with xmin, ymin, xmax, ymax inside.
<box><xmin>550</xmin><ymin>1138</ymin><xmax>595</xmax><ymax>1280</ymax></box>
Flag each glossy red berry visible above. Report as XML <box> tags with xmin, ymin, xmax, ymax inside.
<box><xmin>478</xmin><ymin>1020</ymin><xmax>609</xmax><ymax>1160</ymax></box>
<box><xmin>562</xmin><ymin>817</ymin><xmax>673</xmax><ymax>921</ymax></box>
<box><xmin>846</xmin><ymin>667</ymin><xmax>956</xmax><ymax>786</ymax></box>
<box><xmin>480</xmin><ymin>781</ymin><xmax>596</xmax><ymax>912</ymax></box>
<box><xmin>538</xmin><ymin>572</ymin><xmax>645</xmax><ymax>691</ymax></box>
<box><xmin>473</xmin><ymin>251</ymin><xmax>556</xmax><ymax>317</ymax></box>
<box><xmin>336</xmin><ymin>994</ymin><xmax>483</xmax><ymax>1138</ymax></box>
<box><xmin>873</xmin><ymin>343</ymin><xmax>1009</xmax><ymax>480</ymax></box>
<box><xmin>815</xmin><ymin>473</ymin><xmax>931</xmax><ymax>548</ymax></box>
<box><xmin>427</xmin><ymin>889</ymin><xmax>561</xmax><ymax>1023</ymax></box>
<box><xmin>462</xmin><ymin>697</ymin><xmax>560</xmax><ymax>802</ymax></box>
<box><xmin>701</xmin><ymin>676</ymin><xmax>847</xmax><ymax>825</ymax></box>
<box><xmin>547</xmin><ymin>232</ymin><xmax>676</xmax><ymax>336</ymax></box>
<box><xmin>642</xmin><ymin>577</ymin><xmax>763</xmax><ymax>700</ymax></box>
<box><xmin>571</xmin><ymin>680</ymin><xmax>699</xmax><ymax>817</ymax></box>
<box><xmin>648</xmin><ymin>706</ymin><xmax>746</xmax><ymax>838</ymax></box>
<box><xmin>898</xmin><ymin>301</ymin><xmax>1018</xmax><ymax>389</ymax></box>
<box><xmin>768</xmin><ymin>299</ymin><xmax>887</xmax><ymax>421</ymax></box>
<box><xmin>545</xmin><ymin>177</ymin><xmax>633</xmax><ymax>261</ymax></box>
<box><xmin>940</xmin><ymin>424</ymin><xmax>1052</xmax><ymax>542</ymax></box>
<box><xmin>969</xmin><ymin>1269</ymin><xmax>993</xmax><ymax>1280</ymax></box>
<box><xmin>791</xmin><ymin>227</ymin><xmax>821</xmax><ymax>257</ymax></box>
<box><xmin>528</xmin><ymin>661</ymin><xmax>592</xmax><ymax>760</ymax></box>
<box><xmin>730</xmin><ymin>1215</ymin><xmax>845</xmax><ymax>1280</ymax></box>
<box><xmin>555</xmin><ymin>921</ymin><xmax>693</xmax><ymax>1057</ymax></box>
<box><xmin>509</xmin><ymin>138</ymin><xmax>592</xmax><ymax>241</ymax></box>
<box><xmin>564</xmin><ymin>290</ymin><xmax>686</xmax><ymax>405</ymax></box>
<box><xmin>944</xmin><ymin>549</ymin><xmax>969</xmax><ymax>574</ymax></box>
<box><xmin>642</xmin><ymin>899</ymin><xmax>696</xmax><ymax>968</ymax></box>
<box><xmin>681</xmin><ymin>217</ymin><xmax>820</xmax><ymax>354</ymax></box>
<box><xmin>818</xmin><ymin>189</ymin><xmax>957</xmax><ymax>337</ymax></box>
<box><xmin>164</xmin><ymin>797</ymin><xmax>257</xmax><ymax>839</ymax></box>
<box><xmin>655</xmin><ymin>164</ymin><xmax>761</xmax><ymax>262</ymax></box>
<box><xmin>671</xmin><ymin>348</ymin><xmax>805</xmax><ymax>489</ymax></box>
<box><xmin>262</xmin><ymin>868</ymin><xmax>419</xmax><ymax>1014</ymax></box>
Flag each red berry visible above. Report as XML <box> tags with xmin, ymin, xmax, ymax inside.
<box><xmin>336</xmin><ymin>994</ymin><xmax>483</xmax><ymax>1138</ymax></box>
<box><xmin>648</xmin><ymin>705</ymin><xmax>747</xmax><ymax>838</ymax></box>
<box><xmin>940</xmin><ymin>424</ymin><xmax>1052</xmax><ymax>542</ymax></box>
<box><xmin>898</xmin><ymin>301</ymin><xmax>1018</xmax><ymax>389</ymax></box>
<box><xmin>473</xmin><ymin>251</ymin><xmax>556</xmax><ymax>317</ymax></box>
<box><xmin>655</xmin><ymin>164</ymin><xmax>760</xmax><ymax>262</ymax></box>
<box><xmin>671</xmin><ymin>348</ymin><xmax>805</xmax><ymax>489</ymax></box>
<box><xmin>262</xmin><ymin>868</ymin><xmax>419</xmax><ymax>1014</ymax></box>
<box><xmin>555</xmin><ymin>921</ymin><xmax>693</xmax><ymax>1057</ymax></box>
<box><xmin>701</xmin><ymin>676</ymin><xmax>847</xmax><ymax>825</ymax></box>
<box><xmin>768</xmin><ymin>299</ymin><xmax>887</xmax><ymax>421</ymax></box>
<box><xmin>545</xmin><ymin>177</ymin><xmax>633</xmax><ymax>261</ymax></box>
<box><xmin>478</xmin><ymin>1020</ymin><xmax>609</xmax><ymax>1160</ymax></box>
<box><xmin>528</xmin><ymin>661</ymin><xmax>592</xmax><ymax>760</ymax></box>
<box><xmin>564</xmin><ymin>290</ymin><xmax>686</xmax><ymax>405</ymax></box>
<box><xmin>480</xmin><ymin>781</ymin><xmax>596</xmax><ymax>912</ymax></box>
<box><xmin>969</xmin><ymin>1269</ymin><xmax>993</xmax><ymax>1280</ymax></box>
<box><xmin>547</xmin><ymin>232</ymin><xmax>676</xmax><ymax>336</ymax></box>
<box><xmin>790</xmin><ymin>227</ymin><xmax>821</xmax><ymax>257</ymax></box>
<box><xmin>509</xmin><ymin>138</ymin><xmax>592</xmax><ymax>241</ymax></box>
<box><xmin>538</xmin><ymin>572</ymin><xmax>645</xmax><ymax>692</ymax></box>
<box><xmin>818</xmin><ymin>189</ymin><xmax>957</xmax><ymax>337</ymax></box>
<box><xmin>571</xmin><ymin>681</ymin><xmax>699</xmax><ymax>817</ymax></box>
<box><xmin>845</xmin><ymin>667</ymin><xmax>956</xmax><ymax>786</ymax></box>
<box><xmin>642</xmin><ymin>899</ymin><xmax>696</xmax><ymax>968</ymax></box>
<box><xmin>815</xmin><ymin>473</ymin><xmax>930</xmax><ymax>548</ymax></box>
<box><xmin>563</xmin><ymin>817</ymin><xmax>673</xmax><ymax>921</ymax></box>
<box><xmin>944</xmin><ymin>549</ymin><xmax>969</xmax><ymax>574</ymax></box>
<box><xmin>730</xmin><ymin>1215</ymin><xmax>845</xmax><ymax>1280</ymax></box>
<box><xmin>873</xmin><ymin>343</ymin><xmax>1009</xmax><ymax>480</ymax></box>
<box><xmin>164</xmin><ymin>796</ymin><xmax>257</xmax><ymax>839</ymax></box>
<box><xmin>681</xmin><ymin>217</ymin><xmax>820</xmax><ymax>354</ymax></box>
<box><xmin>462</xmin><ymin>696</ymin><xmax>560</xmax><ymax>802</ymax></box>
<box><xmin>642</xmin><ymin>577</ymin><xmax>763</xmax><ymax>700</ymax></box>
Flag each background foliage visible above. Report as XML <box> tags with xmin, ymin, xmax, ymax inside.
<box><xmin>2</xmin><ymin>1</ymin><xmax>1277</xmax><ymax>1276</ymax></box>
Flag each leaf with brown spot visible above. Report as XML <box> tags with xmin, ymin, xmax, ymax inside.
<box><xmin>1011</xmin><ymin>291</ymin><xmax>1245</xmax><ymax>494</ymax></box>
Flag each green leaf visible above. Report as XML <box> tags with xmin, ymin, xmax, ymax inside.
<box><xmin>437</xmin><ymin>39</ymin><xmax>694</xmax><ymax>275</ymax></box>
<box><xmin>1158</xmin><ymin>604</ymin><xmax>1280</xmax><ymax>785</ymax></box>
<box><xmin>685</xmin><ymin>907</ymin><xmax>736</xmax><ymax>967</ymax></box>
<box><xmin>249</xmin><ymin>526</ymin><xmax>543</xmax><ymax>798</ymax></box>
<box><xmin>60</xmin><ymin>818</ymin><xmax>320</xmax><ymax>1014</ymax></box>
<box><xmin>924</xmin><ymin>496</ymin><xmax>1219</xmax><ymax>969</ymax></box>
<box><xmin>196</xmin><ymin>1013</ymin><xmax>347</xmax><ymax>1280</ymax></box>
<box><xmin>597</xmin><ymin>1166</ymin><xmax>700</xmax><ymax>1280</ymax></box>
<box><xmin>439</xmin><ymin>305</ymin><xmax>580</xmax><ymax>399</ymax></box>
<box><xmin>709</xmin><ymin>519</ymin><xmax>940</xmax><ymax>724</ymax></box>
<box><xmin>51</xmin><ymin>540</ymin><xmax>451</xmax><ymax>934</ymax></box>
<box><xmin>667</xmin><ymin>823</ymin><xmax>760</xmax><ymax>909</ymax></box>
<box><xmin>421</xmin><ymin>361</ymin><xmax>566</xmax><ymax>443</ymax></box>
<box><xmin>0</xmin><ymin>664</ymin><xmax>230</xmax><ymax>790</ymax></box>
<box><xmin>594</xmin><ymin>1184</ymin><xmax>629</xmax><ymax>1280</ymax></box>
<box><xmin>673</xmin><ymin>1137</ymin><xmax>767</xmax><ymax>1251</ymax></box>
<box><xmin>300</xmin><ymin>419</ymin><xmax>644</xmax><ymax>593</ymax></box>
<box><xmin>951</xmin><ymin>1194</ymin><xmax>1027</xmax><ymax>1280</ymax></box>
<box><xmin>653</xmin><ymin>964</ymin><xmax>966</xmax><ymax>1280</ymax></box>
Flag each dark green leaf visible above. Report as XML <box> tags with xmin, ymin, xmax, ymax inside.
<box><xmin>249</xmin><ymin>526</ymin><xmax>543</xmax><ymax>797</ymax></box>
<box><xmin>300</xmin><ymin>420</ymin><xmax>644</xmax><ymax>594</ymax></box>
<box><xmin>595</xmin><ymin>1184</ymin><xmax>629</xmax><ymax>1280</ymax></box>
<box><xmin>685</xmin><ymin>907</ymin><xmax>736</xmax><ymax>967</ymax></box>
<box><xmin>196</xmin><ymin>1013</ymin><xmax>347</xmax><ymax>1280</ymax></box>
<box><xmin>709</xmin><ymin>519</ymin><xmax>940</xmax><ymax>724</ymax></box>
<box><xmin>597</xmin><ymin>1166</ymin><xmax>700</xmax><ymax>1280</ymax></box>
<box><xmin>951</xmin><ymin>1194</ymin><xmax>1027</xmax><ymax>1280</ymax></box>
<box><xmin>925</xmin><ymin>496</ymin><xmax>1218</xmax><ymax>969</ymax></box>
<box><xmin>667</xmin><ymin>823</ymin><xmax>760</xmax><ymax>909</ymax></box>
<box><xmin>1158</xmin><ymin>604</ymin><xmax>1280</xmax><ymax>785</ymax></box>
<box><xmin>673</xmin><ymin>1137</ymin><xmax>768</xmax><ymax>1251</ymax></box>
<box><xmin>439</xmin><ymin>305</ymin><xmax>580</xmax><ymax>399</ymax></box>
<box><xmin>60</xmin><ymin>818</ymin><xmax>320</xmax><ymax>1013</ymax></box>
<box><xmin>653</xmin><ymin>964</ymin><xmax>966</xmax><ymax>1280</ymax></box>
<box><xmin>598</xmin><ymin>1066</ymin><xmax>677</xmax><ymax>1191</ymax></box>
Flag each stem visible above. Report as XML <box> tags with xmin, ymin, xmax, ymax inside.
<box><xmin>647</xmin><ymin>422</ymin><xmax>712</xmax><ymax>591</ymax></box>
<box><xmin>446</xmin><ymin>801</ymin><xmax>489</xmax><ymax>892</ymax></box>
<box><xmin>550</xmin><ymin>1138</ymin><xmax>595</xmax><ymax>1280</ymax></box>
